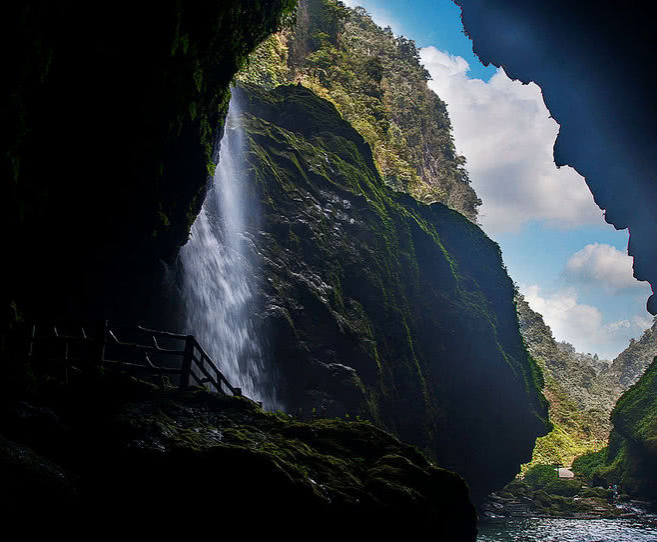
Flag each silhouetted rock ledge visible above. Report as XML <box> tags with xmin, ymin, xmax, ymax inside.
<box><xmin>0</xmin><ymin>377</ymin><xmax>476</xmax><ymax>538</ymax></box>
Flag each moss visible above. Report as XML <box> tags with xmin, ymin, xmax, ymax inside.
<box><xmin>572</xmin><ymin>447</ymin><xmax>608</xmax><ymax>479</ymax></box>
<box><xmin>580</xmin><ymin>487</ymin><xmax>611</xmax><ymax>499</ymax></box>
<box><xmin>576</xmin><ymin>359</ymin><xmax>657</xmax><ymax>500</ymax></box>
<box><xmin>524</xmin><ymin>464</ymin><xmax>559</xmax><ymax>489</ymax></box>
<box><xmin>543</xmin><ymin>478</ymin><xmax>582</xmax><ymax>497</ymax></box>
<box><xmin>0</xmin><ymin>379</ymin><xmax>476</xmax><ymax>536</ymax></box>
<box><xmin>235</xmin><ymin>82</ymin><xmax>549</xmax><ymax>501</ymax></box>
<box><xmin>612</xmin><ymin>357</ymin><xmax>657</xmax><ymax>452</ymax></box>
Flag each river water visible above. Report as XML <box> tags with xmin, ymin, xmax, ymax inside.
<box><xmin>478</xmin><ymin>517</ymin><xmax>657</xmax><ymax>541</ymax></box>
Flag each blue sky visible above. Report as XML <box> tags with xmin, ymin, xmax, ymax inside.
<box><xmin>342</xmin><ymin>0</ymin><xmax>654</xmax><ymax>359</ymax></box>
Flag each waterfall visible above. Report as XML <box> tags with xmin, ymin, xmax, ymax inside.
<box><xmin>180</xmin><ymin>96</ymin><xmax>276</xmax><ymax>409</ymax></box>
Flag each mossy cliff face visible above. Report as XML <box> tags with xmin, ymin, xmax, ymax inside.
<box><xmin>0</xmin><ymin>381</ymin><xmax>476</xmax><ymax>538</ymax></box>
<box><xmin>573</xmin><ymin>358</ymin><xmax>657</xmax><ymax>502</ymax></box>
<box><xmin>234</xmin><ymin>83</ymin><xmax>549</xmax><ymax>502</ymax></box>
<box><xmin>0</xmin><ymin>1</ymin><xmax>295</xmax><ymax>335</ymax></box>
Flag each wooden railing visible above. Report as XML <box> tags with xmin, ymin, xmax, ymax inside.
<box><xmin>27</xmin><ymin>321</ymin><xmax>242</xmax><ymax>396</ymax></box>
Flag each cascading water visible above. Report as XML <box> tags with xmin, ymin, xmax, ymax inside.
<box><xmin>180</xmin><ymin>96</ymin><xmax>277</xmax><ymax>409</ymax></box>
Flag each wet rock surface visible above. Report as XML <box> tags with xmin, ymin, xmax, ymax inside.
<box><xmin>481</xmin><ymin>476</ymin><xmax>654</xmax><ymax>520</ymax></box>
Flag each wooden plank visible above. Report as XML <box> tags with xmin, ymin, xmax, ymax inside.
<box><xmin>108</xmin><ymin>341</ymin><xmax>185</xmax><ymax>356</ymax></box>
<box><xmin>31</xmin><ymin>335</ymin><xmax>91</xmax><ymax>344</ymax></box>
<box><xmin>103</xmin><ymin>360</ymin><xmax>182</xmax><ymax>374</ymax></box>
<box><xmin>28</xmin><ymin>324</ymin><xmax>36</xmax><ymax>359</ymax></box>
<box><xmin>96</xmin><ymin>320</ymin><xmax>107</xmax><ymax>366</ymax></box>
<box><xmin>212</xmin><ymin>364</ymin><xmax>238</xmax><ymax>395</ymax></box>
<box><xmin>179</xmin><ymin>336</ymin><xmax>194</xmax><ymax>389</ymax></box>
<box><xmin>190</xmin><ymin>339</ymin><xmax>239</xmax><ymax>395</ymax></box>
<box><xmin>136</xmin><ymin>325</ymin><xmax>189</xmax><ymax>341</ymax></box>
<box><xmin>191</xmin><ymin>359</ymin><xmax>220</xmax><ymax>389</ymax></box>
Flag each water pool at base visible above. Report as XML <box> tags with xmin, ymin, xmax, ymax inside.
<box><xmin>478</xmin><ymin>517</ymin><xmax>657</xmax><ymax>541</ymax></box>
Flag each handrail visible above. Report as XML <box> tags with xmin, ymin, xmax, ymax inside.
<box><xmin>27</xmin><ymin>322</ymin><xmax>242</xmax><ymax>397</ymax></box>
<box><xmin>136</xmin><ymin>325</ymin><xmax>189</xmax><ymax>340</ymax></box>
<box><xmin>187</xmin><ymin>338</ymin><xmax>240</xmax><ymax>395</ymax></box>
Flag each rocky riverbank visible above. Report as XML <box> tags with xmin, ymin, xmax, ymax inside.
<box><xmin>480</xmin><ymin>465</ymin><xmax>656</xmax><ymax>520</ymax></box>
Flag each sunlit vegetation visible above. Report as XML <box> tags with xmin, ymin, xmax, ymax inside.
<box><xmin>237</xmin><ymin>0</ymin><xmax>481</xmax><ymax>220</ymax></box>
<box><xmin>573</xmin><ymin>358</ymin><xmax>657</xmax><ymax>500</ymax></box>
<box><xmin>515</xmin><ymin>294</ymin><xmax>616</xmax><ymax>471</ymax></box>
<box><xmin>516</xmin><ymin>293</ymin><xmax>657</xmax><ymax>501</ymax></box>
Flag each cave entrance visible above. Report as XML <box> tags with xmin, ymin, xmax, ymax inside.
<box><xmin>328</xmin><ymin>0</ymin><xmax>655</xmax><ymax>476</ymax></box>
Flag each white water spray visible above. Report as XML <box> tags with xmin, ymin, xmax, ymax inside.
<box><xmin>180</xmin><ymin>96</ymin><xmax>276</xmax><ymax>408</ymax></box>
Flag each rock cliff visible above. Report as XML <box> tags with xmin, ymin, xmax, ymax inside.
<box><xmin>238</xmin><ymin>0</ymin><xmax>481</xmax><ymax>219</ymax></box>
<box><xmin>232</xmin><ymin>83</ymin><xmax>548</xmax><ymax>501</ymax></box>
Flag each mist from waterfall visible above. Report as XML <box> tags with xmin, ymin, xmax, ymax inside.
<box><xmin>179</xmin><ymin>96</ymin><xmax>277</xmax><ymax>409</ymax></box>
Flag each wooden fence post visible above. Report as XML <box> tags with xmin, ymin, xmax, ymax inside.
<box><xmin>28</xmin><ymin>324</ymin><xmax>36</xmax><ymax>360</ymax></box>
<box><xmin>96</xmin><ymin>320</ymin><xmax>107</xmax><ymax>368</ymax></box>
<box><xmin>180</xmin><ymin>336</ymin><xmax>194</xmax><ymax>390</ymax></box>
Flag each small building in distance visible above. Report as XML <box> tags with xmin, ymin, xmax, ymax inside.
<box><xmin>557</xmin><ymin>467</ymin><xmax>575</xmax><ymax>479</ymax></box>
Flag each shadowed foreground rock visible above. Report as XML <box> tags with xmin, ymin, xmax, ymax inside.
<box><xmin>0</xmin><ymin>377</ymin><xmax>477</xmax><ymax>538</ymax></box>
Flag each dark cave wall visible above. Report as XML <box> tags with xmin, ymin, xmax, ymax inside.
<box><xmin>455</xmin><ymin>0</ymin><xmax>657</xmax><ymax>312</ymax></box>
<box><xmin>0</xmin><ymin>1</ymin><xmax>296</xmax><ymax>334</ymax></box>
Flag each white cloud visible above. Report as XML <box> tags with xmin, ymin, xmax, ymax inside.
<box><xmin>522</xmin><ymin>284</ymin><xmax>651</xmax><ymax>359</ymax></box>
<box><xmin>632</xmin><ymin>314</ymin><xmax>654</xmax><ymax>330</ymax></box>
<box><xmin>419</xmin><ymin>46</ymin><xmax>603</xmax><ymax>234</ymax></box>
<box><xmin>566</xmin><ymin>243</ymin><xmax>646</xmax><ymax>294</ymax></box>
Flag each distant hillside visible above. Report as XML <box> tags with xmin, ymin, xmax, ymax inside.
<box><xmin>237</xmin><ymin>0</ymin><xmax>481</xmax><ymax>220</ymax></box>
<box><xmin>602</xmin><ymin>318</ymin><xmax>657</xmax><ymax>389</ymax></box>
<box><xmin>573</xmin><ymin>358</ymin><xmax>657</xmax><ymax>502</ymax></box>
<box><xmin>517</xmin><ymin>295</ymin><xmax>657</xmax><ymax>470</ymax></box>
<box><xmin>516</xmin><ymin>294</ymin><xmax>616</xmax><ymax>468</ymax></box>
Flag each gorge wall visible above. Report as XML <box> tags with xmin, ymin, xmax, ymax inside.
<box><xmin>455</xmin><ymin>0</ymin><xmax>657</xmax><ymax>495</ymax></box>
<box><xmin>606</xmin><ymin>358</ymin><xmax>657</xmax><ymax>501</ymax></box>
<box><xmin>230</xmin><ymin>82</ymin><xmax>548</xmax><ymax>501</ymax></box>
